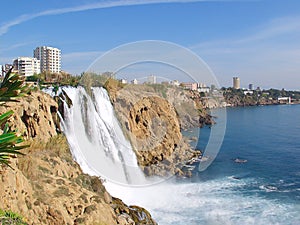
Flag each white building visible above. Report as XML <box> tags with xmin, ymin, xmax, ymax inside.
<box><xmin>34</xmin><ymin>46</ymin><xmax>61</xmax><ymax>73</ymax></box>
<box><xmin>278</xmin><ymin>97</ymin><xmax>291</xmax><ymax>104</ymax></box>
<box><xmin>131</xmin><ymin>79</ymin><xmax>138</xmax><ymax>84</ymax></box>
<box><xmin>120</xmin><ymin>79</ymin><xmax>128</xmax><ymax>84</ymax></box>
<box><xmin>198</xmin><ymin>83</ymin><xmax>207</xmax><ymax>88</ymax></box>
<box><xmin>243</xmin><ymin>90</ymin><xmax>254</xmax><ymax>95</ymax></box>
<box><xmin>147</xmin><ymin>75</ymin><xmax>156</xmax><ymax>84</ymax></box>
<box><xmin>13</xmin><ymin>57</ymin><xmax>40</xmax><ymax>76</ymax></box>
<box><xmin>170</xmin><ymin>80</ymin><xmax>180</xmax><ymax>86</ymax></box>
<box><xmin>198</xmin><ymin>87</ymin><xmax>210</xmax><ymax>93</ymax></box>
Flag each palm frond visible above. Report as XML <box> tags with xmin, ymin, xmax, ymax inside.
<box><xmin>0</xmin><ymin>68</ymin><xmax>31</xmax><ymax>102</ymax></box>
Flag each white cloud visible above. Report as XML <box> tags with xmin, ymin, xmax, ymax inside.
<box><xmin>235</xmin><ymin>16</ymin><xmax>300</xmax><ymax>44</ymax></box>
<box><xmin>191</xmin><ymin>16</ymin><xmax>300</xmax><ymax>50</ymax></box>
<box><xmin>0</xmin><ymin>41</ymin><xmax>35</xmax><ymax>53</ymax></box>
<box><xmin>0</xmin><ymin>0</ymin><xmax>229</xmax><ymax>36</ymax></box>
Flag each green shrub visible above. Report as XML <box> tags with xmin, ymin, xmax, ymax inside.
<box><xmin>0</xmin><ymin>209</ymin><xmax>28</xmax><ymax>225</ymax></box>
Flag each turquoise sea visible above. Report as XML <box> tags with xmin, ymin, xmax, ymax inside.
<box><xmin>198</xmin><ymin>104</ymin><xmax>300</xmax><ymax>202</ymax></box>
<box><xmin>151</xmin><ymin>104</ymin><xmax>300</xmax><ymax>225</ymax></box>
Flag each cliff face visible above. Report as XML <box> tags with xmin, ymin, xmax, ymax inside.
<box><xmin>0</xmin><ymin>91</ymin><xmax>156</xmax><ymax>225</ymax></box>
<box><xmin>165</xmin><ymin>88</ymin><xmax>214</xmax><ymax>129</ymax></box>
<box><xmin>105</xmin><ymin>82</ymin><xmax>202</xmax><ymax>177</ymax></box>
<box><xmin>0</xmin><ymin>91</ymin><xmax>59</xmax><ymax>141</ymax></box>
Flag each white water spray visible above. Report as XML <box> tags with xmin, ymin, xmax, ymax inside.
<box><xmin>58</xmin><ymin>86</ymin><xmax>147</xmax><ymax>186</ymax></box>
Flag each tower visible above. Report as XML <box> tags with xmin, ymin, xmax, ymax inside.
<box><xmin>233</xmin><ymin>77</ymin><xmax>240</xmax><ymax>89</ymax></box>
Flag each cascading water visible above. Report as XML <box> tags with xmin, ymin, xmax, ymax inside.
<box><xmin>57</xmin><ymin>86</ymin><xmax>147</xmax><ymax>186</ymax></box>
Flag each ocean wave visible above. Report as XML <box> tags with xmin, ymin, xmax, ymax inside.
<box><xmin>259</xmin><ymin>185</ymin><xmax>278</xmax><ymax>192</ymax></box>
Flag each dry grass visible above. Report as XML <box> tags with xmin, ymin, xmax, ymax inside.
<box><xmin>24</xmin><ymin>134</ymin><xmax>69</xmax><ymax>154</ymax></box>
<box><xmin>21</xmin><ymin>134</ymin><xmax>73</xmax><ymax>163</ymax></box>
<box><xmin>17</xmin><ymin>134</ymin><xmax>73</xmax><ymax>182</ymax></box>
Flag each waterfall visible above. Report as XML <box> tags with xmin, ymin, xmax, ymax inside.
<box><xmin>58</xmin><ymin>86</ymin><xmax>147</xmax><ymax>186</ymax></box>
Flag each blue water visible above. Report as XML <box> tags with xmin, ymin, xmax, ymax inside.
<box><xmin>149</xmin><ymin>105</ymin><xmax>300</xmax><ymax>225</ymax></box>
<box><xmin>197</xmin><ymin>105</ymin><xmax>300</xmax><ymax>203</ymax></box>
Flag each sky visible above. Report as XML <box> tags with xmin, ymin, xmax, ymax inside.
<box><xmin>0</xmin><ymin>0</ymin><xmax>300</xmax><ymax>89</ymax></box>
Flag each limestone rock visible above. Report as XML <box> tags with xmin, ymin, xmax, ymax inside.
<box><xmin>0</xmin><ymin>91</ymin><xmax>59</xmax><ymax>141</ymax></box>
<box><xmin>128</xmin><ymin>96</ymin><xmax>181</xmax><ymax>166</ymax></box>
<box><xmin>107</xmin><ymin>83</ymin><xmax>202</xmax><ymax>177</ymax></box>
<box><xmin>0</xmin><ymin>136</ymin><xmax>157</xmax><ymax>225</ymax></box>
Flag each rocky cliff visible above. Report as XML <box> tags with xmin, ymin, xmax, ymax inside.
<box><xmin>0</xmin><ymin>91</ymin><xmax>156</xmax><ymax>225</ymax></box>
<box><xmin>104</xmin><ymin>81</ymin><xmax>204</xmax><ymax>177</ymax></box>
<box><xmin>0</xmin><ymin>91</ymin><xmax>59</xmax><ymax>141</ymax></box>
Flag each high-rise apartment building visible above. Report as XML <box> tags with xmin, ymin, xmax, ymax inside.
<box><xmin>13</xmin><ymin>57</ymin><xmax>40</xmax><ymax>76</ymax></box>
<box><xmin>233</xmin><ymin>77</ymin><xmax>240</xmax><ymax>89</ymax></box>
<box><xmin>34</xmin><ymin>46</ymin><xmax>61</xmax><ymax>73</ymax></box>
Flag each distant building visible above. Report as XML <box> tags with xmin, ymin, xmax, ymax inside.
<box><xmin>198</xmin><ymin>87</ymin><xmax>210</xmax><ymax>93</ymax></box>
<box><xmin>278</xmin><ymin>97</ymin><xmax>291</xmax><ymax>104</ymax></box>
<box><xmin>161</xmin><ymin>81</ymin><xmax>169</xmax><ymax>85</ymax></box>
<box><xmin>120</xmin><ymin>79</ymin><xmax>127</xmax><ymax>84</ymax></box>
<box><xmin>181</xmin><ymin>82</ymin><xmax>198</xmax><ymax>91</ymax></box>
<box><xmin>147</xmin><ymin>75</ymin><xmax>156</xmax><ymax>84</ymax></box>
<box><xmin>170</xmin><ymin>80</ymin><xmax>180</xmax><ymax>86</ymax></box>
<box><xmin>198</xmin><ymin>83</ymin><xmax>207</xmax><ymax>88</ymax></box>
<box><xmin>13</xmin><ymin>57</ymin><xmax>40</xmax><ymax>76</ymax></box>
<box><xmin>131</xmin><ymin>79</ymin><xmax>138</xmax><ymax>84</ymax></box>
<box><xmin>244</xmin><ymin>90</ymin><xmax>254</xmax><ymax>95</ymax></box>
<box><xmin>233</xmin><ymin>77</ymin><xmax>240</xmax><ymax>89</ymax></box>
<box><xmin>249</xmin><ymin>84</ymin><xmax>254</xmax><ymax>90</ymax></box>
<box><xmin>34</xmin><ymin>46</ymin><xmax>61</xmax><ymax>73</ymax></box>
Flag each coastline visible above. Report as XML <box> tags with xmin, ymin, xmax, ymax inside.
<box><xmin>224</xmin><ymin>101</ymin><xmax>300</xmax><ymax>108</ymax></box>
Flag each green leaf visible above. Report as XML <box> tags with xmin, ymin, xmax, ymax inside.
<box><xmin>0</xmin><ymin>110</ymin><xmax>14</xmax><ymax>126</ymax></box>
<box><xmin>0</xmin><ymin>69</ymin><xmax>32</xmax><ymax>102</ymax></box>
